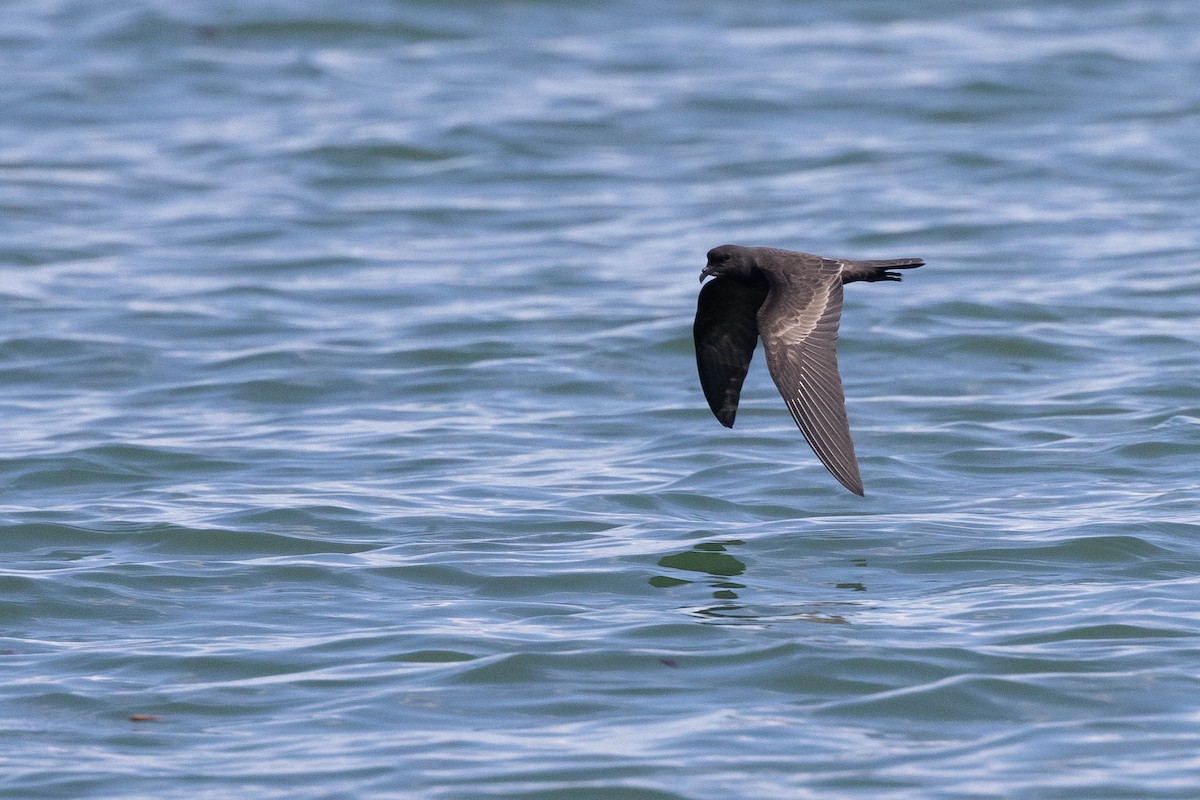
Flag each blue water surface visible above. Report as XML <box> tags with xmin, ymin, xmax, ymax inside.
<box><xmin>2</xmin><ymin>1</ymin><xmax>1200</xmax><ymax>798</ymax></box>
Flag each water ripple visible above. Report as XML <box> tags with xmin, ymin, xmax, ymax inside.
<box><xmin>4</xmin><ymin>0</ymin><xmax>1200</xmax><ymax>798</ymax></box>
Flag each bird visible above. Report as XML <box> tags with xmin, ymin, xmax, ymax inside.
<box><xmin>694</xmin><ymin>244</ymin><xmax>923</xmax><ymax>495</ymax></box>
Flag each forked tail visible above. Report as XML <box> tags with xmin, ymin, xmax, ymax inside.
<box><xmin>840</xmin><ymin>258</ymin><xmax>924</xmax><ymax>283</ymax></box>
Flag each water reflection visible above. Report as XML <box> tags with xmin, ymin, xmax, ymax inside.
<box><xmin>651</xmin><ymin>539</ymin><xmax>856</xmax><ymax>625</ymax></box>
<box><xmin>652</xmin><ymin>540</ymin><xmax>746</xmax><ymax>583</ymax></box>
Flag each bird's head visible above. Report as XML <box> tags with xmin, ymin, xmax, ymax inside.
<box><xmin>700</xmin><ymin>244</ymin><xmax>755</xmax><ymax>282</ymax></box>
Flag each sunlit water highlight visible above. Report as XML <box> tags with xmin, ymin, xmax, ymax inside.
<box><xmin>2</xmin><ymin>1</ymin><xmax>1200</xmax><ymax>798</ymax></box>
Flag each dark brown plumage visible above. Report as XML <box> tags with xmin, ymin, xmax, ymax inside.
<box><xmin>694</xmin><ymin>244</ymin><xmax>923</xmax><ymax>495</ymax></box>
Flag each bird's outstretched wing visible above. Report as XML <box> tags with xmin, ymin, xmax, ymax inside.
<box><xmin>759</xmin><ymin>272</ymin><xmax>864</xmax><ymax>495</ymax></box>
<box><xmin>693</xmin><ymin>274</ymin><xmax>769</xmax><ymax>427</ymax></box>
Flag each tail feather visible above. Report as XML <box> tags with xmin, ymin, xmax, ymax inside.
<box><xmin>841</xmin><ymin>258</ymin><xmax>924</xmax><ymax>284</ymax></box>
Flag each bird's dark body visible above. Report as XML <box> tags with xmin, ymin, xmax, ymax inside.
<box><xmin>694</xmin><ymin>244</ymin><xmax>923</xmax><ymax>495</ymax></box>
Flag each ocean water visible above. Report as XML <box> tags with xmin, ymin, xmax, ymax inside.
<box><xmin>3</xmin><ymin>1</ymin><xmax>1200</xmax><ymax>797</ymax></box>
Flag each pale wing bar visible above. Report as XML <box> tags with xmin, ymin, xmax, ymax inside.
<box><xmin>762</xmin><ymin>277</ymin><xmax>864</xmax><ymax>495</ymax></box>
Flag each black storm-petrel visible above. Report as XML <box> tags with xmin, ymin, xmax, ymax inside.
<box><xmin>694</xmin><ymin>244</ymin><xmax>923</xmax><ymax>495</ymax></box>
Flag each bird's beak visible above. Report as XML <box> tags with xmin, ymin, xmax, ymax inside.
<box><xmin>699</xmin><ymin>265</ymin><xmax>713</xmax><ymax>282</ymax></box>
